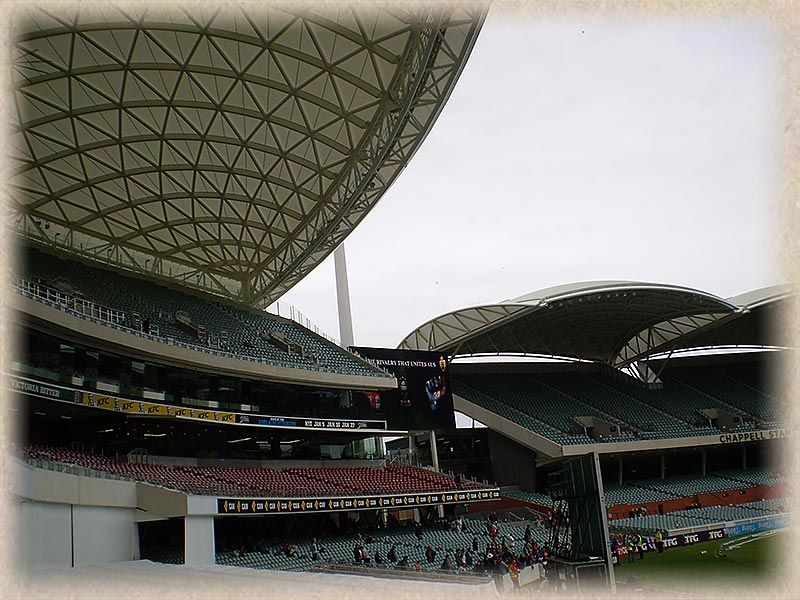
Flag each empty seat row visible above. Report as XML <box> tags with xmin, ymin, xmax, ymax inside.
<box><xmin>22</xmin><ymin>444</ymin><xmax>482</xmax><ymax>497</ymax></box>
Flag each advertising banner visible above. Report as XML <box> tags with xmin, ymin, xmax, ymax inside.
<box><xmin>8</xmin><ymin>376</ymin><xmax>79</xmax><ymax>403</ymax></box>
<box><xmin>217</xmin><ymin>488</ymin><xmax>501</xmax><ymax>514</ymax></box>
<box><xmin>613</xmin><ymin>519</ymin><xmax>788</xmax><ymax>558</ymax></box>
<box><xmin>6</xmin><ymin>375</ymin><xmax>388</xmax><ymax>432</ymax></box>
<box><xmin>726</xmin><ymin>515</ymin><xmax>790</xmax><ymax>536</ymax></box>
<box><xmin>717</xmin><ymin>429</ymin><xmax>790</xmax><ymax>444</ymax></box>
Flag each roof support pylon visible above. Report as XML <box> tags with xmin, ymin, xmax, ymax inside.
<box><xmin>335</xmin><ymin>243</ymin><xmax>355</xmax><ymax>348</ymax></box>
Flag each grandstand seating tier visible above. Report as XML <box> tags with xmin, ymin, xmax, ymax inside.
<box><xmin>17</xmin><ymin>249</ymin><xmax>385</xmax><ymax>378</ymax></box>
<box><xmin>23</xmin><ymin>445</ymin><xmax>484</xmax><ymax>497</ymax></box>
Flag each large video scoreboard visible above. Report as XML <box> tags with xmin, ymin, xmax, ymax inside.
<box><xmin>350</xmin><ymin>347</ymin><xmax>456</xmax><ymax>432</ymax></box>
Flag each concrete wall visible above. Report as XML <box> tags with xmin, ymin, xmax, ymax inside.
<box><xmin>73</xmin><ymin>505</ymin><xmax>140</xmax><ymax>566</ymax></box>
<box><xmin>13</xmin><ymin>460</ymin><xmax>158</xmax><ymax>569</ymax></box>
<box><xmin>607</xmin><ymin>484</ymin><xmax>789</xmax><ymax>519</ymax></box>
<box><xmin>184</xmin><ymin>516</ymin><xmax>215</xmax><ymax>566</ymax></box>
<box><xmin>487</xmin><ymin>429</ymin><xmax>538</xmax><ymax>491</ymax></box>
<box><xmin>186</xmin><ymin>495</ymin><xmax>217</xmax><ymax>516</ymax></box>
<box><xmin>18</xmin><ymin>502</ymin><xmax>139</xmax><ymax>570</ymax></box>
<box><xmin>137</xmin><ymin>483</ymin><xmax>187</xmax><ymax>518</ymax></box>
<box><xmin>19</xmin><ymin>501</ymin><xmax>72</xmax><ymax>569</ymax></box>
<box><xmin>454</xmin><ymin>395</ymin><xmax>562</xmax><ymax>458</ymax></box>
<box><xmin>13</xmin><ymin>458</ymin><xmax>138</xmax><ymax>507</ymax></box>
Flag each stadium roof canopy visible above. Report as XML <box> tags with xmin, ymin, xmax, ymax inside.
<box><xmin>675</xmin><ymin>284</ymin><xmax>797</xmax><ymax>352</ymax></box>
<box><xmin>11</xmin><ymin>4</ymin><xmax>486</xmax><ymax>308</ymax></box>
<box><xmin>399</xmin><ymin>281</ymin><xmax>797</xmax><ymax>368</ymax></box>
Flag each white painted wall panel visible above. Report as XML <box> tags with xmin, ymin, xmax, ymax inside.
<box><xmin>20</xmin><ymin>502</ymin><xmax>72</xmax><ymax>569</ymax></box>
<box><xmin>72</xmin><ymin>505</ymin><xmax>139</xmax><ymax>566</ymax></box>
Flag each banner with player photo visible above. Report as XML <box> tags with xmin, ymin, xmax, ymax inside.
<box><xmin>349</xmin><ymin>347</ymin><xmax>456</xmax><ymax>432</ymax></box>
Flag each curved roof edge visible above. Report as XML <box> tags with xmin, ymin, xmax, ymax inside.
<box><xmin>399</xmin><ymin>281</ymin><xmax>790</xmax><ymax>363</ymax></box>
<box><xmin>726</xmin><ymin>284</ymin><xmax>797</xmax><ymax>310</ymax></box>
<box><xmin>509</xmin><ymin>280</ymin><xmax>738</xmax><ymax>309</ymax></box>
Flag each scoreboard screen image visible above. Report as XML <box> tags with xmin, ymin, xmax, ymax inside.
<box><xmin>350</xmin><ymin>347</ymin><xmax>456</xmax><ymax>432</ymax></box>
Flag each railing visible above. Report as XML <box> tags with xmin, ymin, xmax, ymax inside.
<box><xmin>505</xmin><ymin>506</ymin><xmax>549</xmax><ymax>524</ymax></box>
<box><xmin>16</xmin><ymin>277</ymin><xmax>126</xmax><ymax>324</ymax></box>
<box><xmin>22</xmin><ymin>456</ymin><xmax>134</xmax><ymax>484</ymax></box>
<box><xmin>311</xmin><ymin>562</ymin><xmax>494</xmax><ymax>584</ymax></box>
<box><xmin>608</xmin><ymin>510</ymin><xmax>791</xmax><ymax>537</ymax></box>
<box><xmin>12</xmin><ymin>279</ymin><xmax>391</xmax><ymax>378</ymax></box>
<box><xmin>386</xmin><ymin>454</ymin><xmax>497</xmax><ymax>490</ymax></box>
<box><xmin>273</xmin><ymin>301</ymin><xmax>340</xmax><ymax>346</ymax></box>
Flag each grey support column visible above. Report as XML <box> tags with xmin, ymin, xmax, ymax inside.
<box><xmin>334</xmin><ymin>244</ymin><xmax>355</xmax><ymax>348</ymax></box>
<box><xmin>185</xmin><ymin>516</ymin><xmax>215</xmax><ymax>566</ymax></box>
<box><xmin>429</xmin><ymin>431</ymin><xmax>444</xmax><ymax>518</ymax></box>
<box><xmin>742</xmin><ymin>445</ymin><xmax>747</xmax><ymax>470</ymax></box>
<box><xmin>429</xmin><ymin>431</ymin><xmax>440</xmax><ymax>471</ymax></box>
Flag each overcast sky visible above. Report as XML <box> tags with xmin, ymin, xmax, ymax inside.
<box><xmin>269</xmin><ymin>7</ymin><xmax>781</xmax><ymax>350</ymax></box>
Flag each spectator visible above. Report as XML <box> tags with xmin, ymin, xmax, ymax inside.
<box><xmin>398</xmin><ymin>555</ymin><xmax>410</xmax><ymax>568</ymax></box>
<box><xmin>505</xmin><ymin>559</ymin><xmax>521</xmax><ymax>592</ymax></box>
<box><xmin>374</xmin><ymin>549</ymin><xmax>383</xmax><ymax>564</ymax></box>
<box><xmin>523</xmin><ymin>544</ymin><xmax>533</xmax><ymax>567</ymax></box>
<box><xmin>441</xmin><ymin>554</ymin><xmax>454</xmax><ymax>570</ymax></box>
<box><xmin>472</xmin><ymin>536</ymin><xmax>479</xmax><ymax>552</ymax></box>
<box><xmin>488</xmin><ymin>521</ymin><xmax>497</xmax><ymax>539</ymax></box>
<box><xmin>425</xmin><ymin>545</ymin><xmax>437</xmax><ymax>564</ymax></box>
<box><xmin>415</xmin><ymin>560</ymin><xmax>422</xmax><ymax>572</ymax></box>
<box><xmin>353</xmin><ymin>543</ymin><xmax>363</xmax><ymax>563</ymax></box>
<box><xmin>387</xmin><ymin>544</ymin><xmax>398</xmax><ymax>562</ymax></box>
<box><xmin>310</xmin><ymin>537</ymin><xmax>323</xmax><ymax>560</ymax></box>
<box><xmin>635</xmin><ymin>532</ymin><xmax>645</xmax><ymax>560</ymax></box>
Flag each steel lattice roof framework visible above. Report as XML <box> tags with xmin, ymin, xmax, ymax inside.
<box><xmin>11</xmin><ymin>3</ymin><xmax>486</xmax><ymax>307</ymax></box>
<box><xmin>397</xmin><ymin>281</ymin><xmax>785</xmax><ymax>368</ymax></box>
